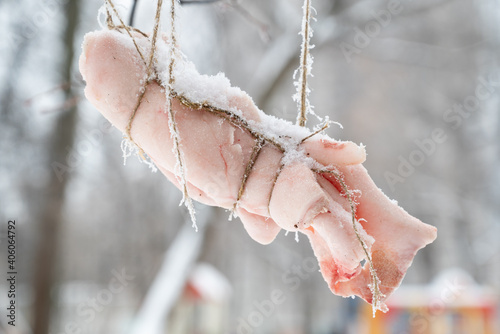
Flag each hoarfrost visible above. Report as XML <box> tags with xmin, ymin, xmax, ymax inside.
<box><xmin>120</xmin><ymin>137</ymin><xmax>158</xmax><ymax>172</ymax></box>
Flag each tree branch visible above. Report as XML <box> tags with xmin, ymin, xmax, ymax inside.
<box><xmin>179</xmin><ymin>0</ymin><xmax>222</xmax><ymax>4</ymax></box>
<box><xmin>129</xmin><ymin>0</ymin><xmax>139</xmax><ymax>26</ymax></box>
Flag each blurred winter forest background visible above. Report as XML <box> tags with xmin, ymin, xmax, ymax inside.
<box><xmin>1</xmin><ymin>0</ymin><xmax>499</xmax><ymax>333</ymax></box>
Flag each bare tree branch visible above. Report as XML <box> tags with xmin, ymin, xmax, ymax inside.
<box><xmin>129</xmin><ymin>0</ymin><xmax>139</xmax><ymax>26</ymax></box>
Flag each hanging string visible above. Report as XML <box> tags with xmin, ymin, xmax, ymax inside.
<box><xmin>295</xmin><ymin>0</ymin><xmax>313</xmax><ymax>127</ymax></box>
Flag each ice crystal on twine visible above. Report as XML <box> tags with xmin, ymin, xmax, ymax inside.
<box><xmin>283</xmin><ymin>230</ymin><xmax>300</xmax><ymax>243</ymax></box>
<box><xmin>294</xmin><ymin>0</ymin><xmax>321</xmax><ymax>127</ymax></box>
<box><xmin>102</xmin><ymin>0</ymin><xmax>384</xmax><ymax>315</ymax></box>
<box><xmin>120</xmin><ymin>137</ymin><xmax>158</xmax><ymax>172</ymax></box>
<box><xmin>165</xmin><ymin>0</ymin><xmax>198</xmax><ymax>231</ymax></box>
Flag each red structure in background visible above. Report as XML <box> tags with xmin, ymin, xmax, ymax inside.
<box><xmin>169</xmin><ymin>263</ymin><xmax>232</xmax><ymax>334</ymax></box>
<box><xmin>358</xmin><ymin>268</ymin><xmax>498</xmax><ymax>334</ymax></box>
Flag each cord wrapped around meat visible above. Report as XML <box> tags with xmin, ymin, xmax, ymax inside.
<box><xmin>79</xmin><ymin>29</ymin><xmax>437</xmax><ymax>313</ymax></box>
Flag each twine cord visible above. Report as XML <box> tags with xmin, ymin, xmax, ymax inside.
<box><xmin>297</xmin><ymin>0</ymin><xmax>312</xmax><ymax>127</ymax></box>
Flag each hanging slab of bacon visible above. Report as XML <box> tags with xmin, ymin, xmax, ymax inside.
<box><xmin>79</xmin><ymin>29</ymin><xmax>437</xmax><ymax>313</ymax></box>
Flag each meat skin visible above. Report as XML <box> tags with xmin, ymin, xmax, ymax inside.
<box><xmin>79</xmin><ymin>29</ymin><xmax>437</xmax><ymax>310</ymax></box>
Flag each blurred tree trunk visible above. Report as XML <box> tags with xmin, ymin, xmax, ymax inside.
<box><xmin>0</xmin><ymin>27</ymin><xmax>29</xmax><ymax>120</ymax></box>
<box><xmin>32</xmin><ymin>1</ymin><xmax>81</xmax><ymax>333</ymax></box>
